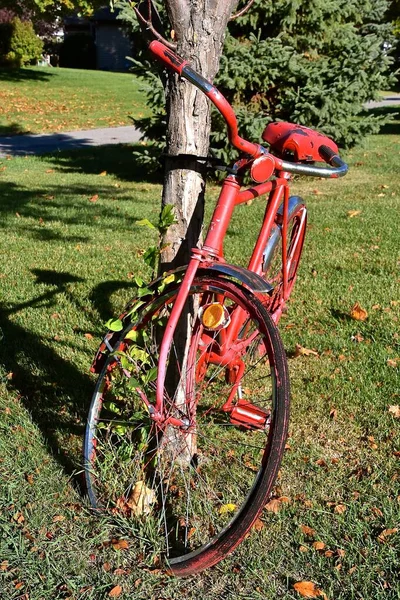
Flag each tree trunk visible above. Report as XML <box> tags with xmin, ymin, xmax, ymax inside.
<box><xmin>160</xmin><ymin>0</ymin><xmax>238</xmax><ymax>271</ymax></box>
<box><xmin>159</xmin><ymin>1</ymin><xmax>237</xmax><ymax>466</ymax></box>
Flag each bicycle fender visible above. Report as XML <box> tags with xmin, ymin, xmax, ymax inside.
<box><xmin>199</xmin><ymin>262</ymin><xmax>273</xmax><ymax>295</ymax></box>
<box><xmin>90</xmin><ymin>264</ymin><xmax>272</xmax><ymax>374</ymax></box>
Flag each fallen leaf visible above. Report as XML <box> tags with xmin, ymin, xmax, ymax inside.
<box><xmin>329</xmin><ymin>408</ymin><xmax>337</xmax><ymax>420</ymax></box>
<box><xmin>347</xmin><ymin>210</ymin><xmax>361</xmax><ymax>218</ymax></box>
<box><xmin>25</xmin><ymin>474</ymin><xmax>34</xmax><ymax>485</ymax></box>
<box><xmin>108</xmin><ymin>585</ymin><xmax>122</xmax><ymax>598</ymax></box>
<box><xmin>84</xmin><ymin>333</ymin><xmax>93</xmax><ymax>340</ymax></box>
<box><xmin>350</xmin><ymin>302</ymin><xmax>368</xmax><ymax>321</ymax></box>
<box><xmin>324</xmin><ymin>550</ymin><xmax>334</xmax><ymax>558</ymax></box>
<box><xmin>389</xmin><ymin>405</ymin><xmax>400</xmax><ymax>418</ymax></box>
<box><xmin>299</xmin><ymin>545</ymin><xmax>309</xmax><ymax>553</ymax></box>
<box><xmin>293</xmin><ymin>581</ymin><xmax>327</xmax><ymax>598</ymax></box>
<box><xmin>0</xmin><ymin>561</ymin><xmax>8</xmax><ymax>571</ymax></box>
<box><xmin>334</xmin><ymin>504</ymin><xmax>346</xmax><ymax>514</ymax></box>
<box><xmin>219</xmin><ymin>503</ymin><xmax>237</xmax><ymax>515</ymax></box>
<box><xmin>387</xmin><ymin>359</ymin><xmax>400</xmax><ymax>368</ymax></box>
<box><xmin>126</xmin><ymin>481</ymin><xmax>156</xmax><ymax>516</ymax></box>
<box><xmin>52</xmin><ymin>515</ymin><xmax>65</xmax><ymax>522</ymax></box>
<box><xmin>99</xmin><ymin>171</ymin><xmax>107</xmax><ymax>176</ymax></box>
<box><xmin>89</xmin><ymin>194</ymin><xmax>99</xmax><ymax>203</ymax></box>
<box><xmin>111</xmin><ymin>538</ymin><xmax>129</xmax><ymax>550</ymax></box>
<box><xmin>300</xmin><ymin>524</ymin><xmax>316</xmax><ymax>538</ymax></box>
<box><xmin>377</xmin><ymin>528</ymin><xmax>398</xmax><ymax>543</ymax></box>
<box><xmin>45</xmin><ymin>169</ymin><xmax>54</xmax><ymax>173</ymax></box>
<box><xmin>264</xmin><ymin>498</ymin><xmax>281</xmax><ymax>513</ymax></box>
<box><xmin>295</xmin><ymin>344</ymin><xmax>319</xmax><ymax>357</ymax></box>
<box><xmin>313</xmin><ymin>541</ymin><xmax>325</xmax><ymax>551</ymax></box>
<box><xmin>103</xmin><ymin>562</ymin><xmax>111</xmax><ymax>572</ymax></box>
<box><xmin>253</xmin><ymin>518</ymin><xmax>264</xmax><ymax>531</ymax></box>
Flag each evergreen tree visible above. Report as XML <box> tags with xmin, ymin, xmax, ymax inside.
<box><xmin>121</xmin><ymin>0</ymin><xmax>395</xmax><ymax>163</ymax></box>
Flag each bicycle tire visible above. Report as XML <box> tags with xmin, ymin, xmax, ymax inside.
<box><xmin>84</xmin><ymin>275</ymin><xmax>290</xmax><ymax>576</ymax></box>
<box><xmin>263</xmin><ymin>196</ymin><xmax>307</xmax><ymax>321</ymax></box>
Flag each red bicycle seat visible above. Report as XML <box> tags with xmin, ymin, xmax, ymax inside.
<box><xmin>262</xmin><ymin>121</ymin><xmax>338</xmax><ymax>162</ymax></box>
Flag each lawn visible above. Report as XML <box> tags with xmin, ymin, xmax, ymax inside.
<box><xmin>0</xmin><ymin>116</ymin><xmax>399</xmax><ymax>598</ymax></box>
<box><xmin>0</xmin><ymin>67</ymin><xmax>150</xmax><ymax>136</ymax></box>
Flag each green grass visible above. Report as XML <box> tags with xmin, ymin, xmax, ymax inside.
<box><xmin>0</xmin><ymin>121</ymin><xmax>399</xmax><ymax>598</ymax></box>
<box><xmin>0</xmin><ymin>67</ymin><xmax>150</xmax><ymax>136</ymax></box>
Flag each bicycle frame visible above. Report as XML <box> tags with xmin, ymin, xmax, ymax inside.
<box><xmin>141</xmin><ymin>40</ymin><xmax>348</xmax><ymax>427</ymax></box>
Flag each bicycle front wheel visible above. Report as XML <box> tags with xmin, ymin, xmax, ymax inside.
<box><xmin>84</xmin><ymin>276</ymin><xmax>290</xmax><ymax>576</ymax></box>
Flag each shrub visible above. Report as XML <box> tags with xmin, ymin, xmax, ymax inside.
<box><xmin>0</xmin><ymin>17</ymin><xmax>43</xmax><ymax>67</ymax></box>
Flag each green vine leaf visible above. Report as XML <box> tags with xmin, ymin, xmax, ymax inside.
<box><xmin>143</xmin><ymin>246</ymin><xmax>158</xmax><ymax>269</ymax></box>
<box><xmin>136</xmin><ymin>218</ymin><xmax>157</xmax><ymax>230</ymax></box>
<box><xmin>105</xmin><ymin>318</ymin><xmax>123</xmax><ymax>332</ymax></box>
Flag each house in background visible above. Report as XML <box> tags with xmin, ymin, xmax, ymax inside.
<box><xmin>63</xmin><ymin>6</ymin><xmax>133</xmax><ymax>71</ymax></box>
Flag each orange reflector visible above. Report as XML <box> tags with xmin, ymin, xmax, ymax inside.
<box><xmin>201</xmin><ymin>303</ymin><xmax>227</xmax><ymax>330</ymax></box>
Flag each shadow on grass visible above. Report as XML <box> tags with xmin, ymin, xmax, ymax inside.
<box><xmin>0</xmin><ymin>67</ymin><xmax>53</xmax><ymax>83</ymax></box>
<box><xmin>0</xmin><ymin>271</ymin><xmax>92</xmax><ymax>485</ymax></box>
<box><xmin>0</xmin><ymin>122</ymin><xmax>32</xmax><ymax>136</ymax></box>
<box><xmin>49</xmin><ymin>144</ymin><xmax>163</xmax><ymax>184</ymax></box>
<box><xmin>0</xmin><ymin>179</ymin><xmax>152</xmax><ymax>235</ymax></box>
<box><xmin>367</xmin><ymin>105</ymin><xmax>400</xmax><ymax>135</ymax></box>
<box><xmin>0</xmin><ymin>268</ymin><xmax>140</xmax><ymax>488</ymax></box>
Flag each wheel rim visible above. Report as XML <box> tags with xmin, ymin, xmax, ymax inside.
<box><xmin>84</xmin><ymin>279</ymin><xmax>285</xmax><ymax>570</ymax></box>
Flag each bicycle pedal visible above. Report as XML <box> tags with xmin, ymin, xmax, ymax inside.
<box><xmin>230</xmin><ymin>400</ymin><xmax>270</xmax><ymax>430</ymax></box>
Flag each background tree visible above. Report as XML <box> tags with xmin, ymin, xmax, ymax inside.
<box><xmin>128</xmin><ymin>0</ymin><xmax>395</xmax><ymax>171</ymax></box>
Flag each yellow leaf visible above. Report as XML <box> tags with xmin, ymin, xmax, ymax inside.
<box><xmin>294</xmin><ymin>344</ymin><xmax>319</xmax><ymax>357</ymax></box>
<box><xmin>99</xmin><ymin>171</ymin><xmax>107</xmax><ymax>176</ymax></box>
<box><xmin>347</xmin><ymin>210</ymin><xmax>361</xmax><ymax>218</ymax></box>
<box><xmin>350</xmin><ymin>302</ymin><xmax>368</xmax><ymax>321</ymax></box>
<box><xmin>388</xmin><ymin>405</ymin><xmax>400</xmax><ymax>418</ymax></box>
<box><xmin>126</xmin><ymin>481</ymin><xmax>156</xmax><ymax>516</ymax></box>
<box><xmin>219</xmin><ymin>503</ymin><xmax>237</xmax><ymax>515</ymax></box>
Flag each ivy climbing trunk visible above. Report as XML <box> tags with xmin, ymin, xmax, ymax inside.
<box><xmin>159</xmin><ymin>0</ymin><xmax>238</xmax><ymax>465</ymax></box>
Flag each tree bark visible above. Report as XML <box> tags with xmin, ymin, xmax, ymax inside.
<box><xmin>160</xmin><ymin>0</ymin><xmax>238</xmax><ymax>272</ymax></box>
<box><xmin>159</xmin><ymin>1</ymin><xmax>238</xmax><ymax>466</ymax></box>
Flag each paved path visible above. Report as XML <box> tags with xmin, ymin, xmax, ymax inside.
<box><xmin>364</xmin><ymin>96</ymin><xmax>400</xmax><ymax>109</ymax></box>
<box><xmin>0</xmin><ymin>125</ymin><xmax>142</xmax><ymax>157</ymax></box>
<box><xmin>0</xmin><ymin>96</ymin><xmax>399</xmax><ymax>158</ymax></box>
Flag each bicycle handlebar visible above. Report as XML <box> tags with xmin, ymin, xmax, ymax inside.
<box><xmin>149</xmin><ymin>41</ymin><xmax>348</xmax><ymax>179</ymax></box>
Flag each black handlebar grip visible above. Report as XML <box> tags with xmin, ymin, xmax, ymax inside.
<box><xmin>319</xmin><ymin>145</ymin><xmax>337</xmax><ymax>164</ymax></box>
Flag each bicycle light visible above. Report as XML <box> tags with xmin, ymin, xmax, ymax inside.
<box><xmin>199</xmin><ymin>302</ymin><xmax>230</xmax><ymax>330</ymax></box>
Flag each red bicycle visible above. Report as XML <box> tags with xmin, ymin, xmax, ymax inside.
<box><xmin>84</xmin><ymin>41</ymin><xmax>348</xmax><ymax>576</ymax></box>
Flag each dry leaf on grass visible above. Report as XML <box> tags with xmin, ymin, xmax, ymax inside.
<box><xmin>334</xmin><ymin>504</ymin><xmax>347</xmax><ymax>514</ymax></box>
<box><xmin>264</xmin><ymin>498</ymin><xmax>281</xmax><ymax>513</ymax></box>
<box><xmin>312</xmin><ymin>541</ymin><xmax>325</xmax><ymax>551</ymax></box>
<box><xmin>350</xmin><ymin>302</ymin><xmax>368</xmax><ymax>321</ymax></box>
<box><xmin>126</xmin><ymin>481</ymin><xmax>156</xmax><ymax>516</ymax></box>
<box><xmin>293</xmin><ymin>581</ymin><xmax>328</xmax><ymax>598</ymax></box>
<box><xmin>347</xmin><ymin>210</ymin><xmax>361</xmax><ymax>218</ymax></box>
<box><xmin>111</xmin><ymin>539</ymin><xmax>129</xmax><ymax>551</ymax></box>
<box><xmin>387</xmin><ymin>359</ymin><xmax>400</xmax><ymax>368</ymax></box>
<box><xmin>294</xmin><ymin>344</ymin><xmax>319</xmax><ymax>358</ymax></box>
<box><xmin>388</xmin><ymin>405</ymin><xmax>400</xmax><ymax>418</ymax></box>
<box><xmin>377</xmin><ymin>528</ymin><xmax>398</xmax><ymax>543</ymax></box>
<box><xmin>108</xmin><ymin>585</ymin><xmax>122</xmax><ymax>598</ymax></box>
<box><xmin>89</xmin><ymin>194</ymin><xmax>99</xmax><ymax>203</ymax></box>
<box><xmin>300</xmin><ymin>524</ymin><xmax>316</xmax><ymax>538</ymax></box>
